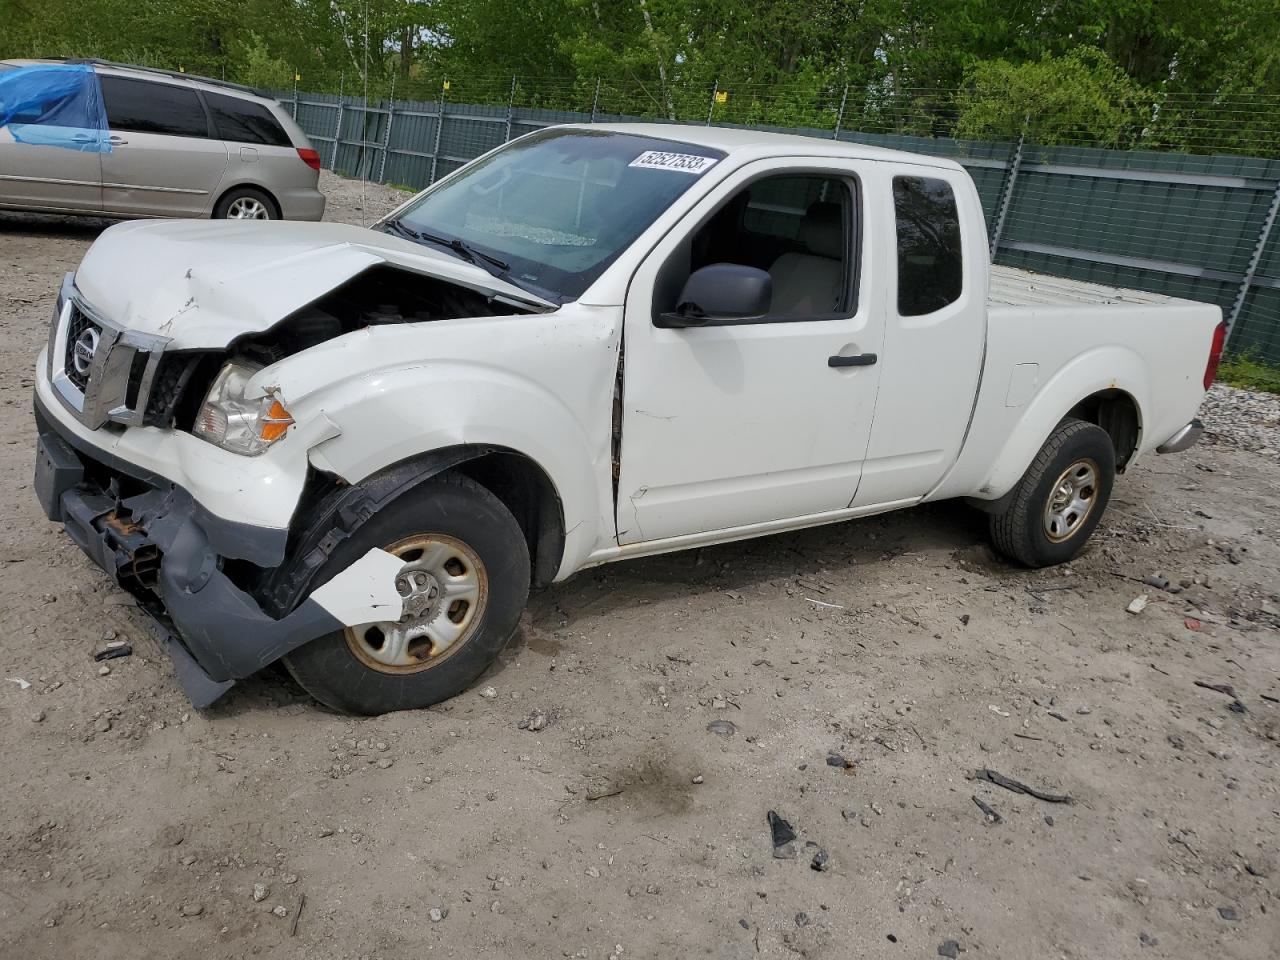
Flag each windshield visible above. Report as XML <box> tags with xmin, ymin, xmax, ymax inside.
<box><xmin>389</xmin><ymin>129</ymin><xmax>726</xmax><ymax>302</ymax></box>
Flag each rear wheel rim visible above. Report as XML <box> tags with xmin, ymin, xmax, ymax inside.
<box><xmin>1043</xmin><ymin>458</ymin><xmax>1099</xmax><ymax>542</ymax></box>
<box><xmin>344</xmin><ymin>534</ymin><xmax>489</xmax><ymax>674</ymax></box>
<box><xmin>226</xmin><ymin>196</ymin><xmax>269</xmax><ymax>219</ymax></box>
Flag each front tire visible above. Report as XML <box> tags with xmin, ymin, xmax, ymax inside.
<box><xmin>989</xmin><ymin>418</ymin><xmax>1116</xmax><ymax>568</ymax></box>
<box><xmin>280</xmin><ymin>473</ymin><xmax>530</xmax><ymax>714</ymax></box>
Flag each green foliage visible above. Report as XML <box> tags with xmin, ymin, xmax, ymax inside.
<box><xmin>1</xmin><ymin>0</ymin><xmax>1278</xmax><ymax>153</ymax></box>
<box><xmin>956</xmin><ymin>48</ymin><xmax>1149</xmax><ymax>146</ymax></box>
<box><xmin>1217</xmin><ymin>353</ymin><xmax>1280</xmax><ymax>393</ymax></box>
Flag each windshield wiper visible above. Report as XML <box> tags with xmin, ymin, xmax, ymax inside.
<box><xmin>381</xmin><ymin>219</ymin><xmax>510</xmax><ymax>273</ymax></box>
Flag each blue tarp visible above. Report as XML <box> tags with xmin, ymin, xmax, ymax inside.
<box><xmin>0</xmin><ymin>63</ymin><xmax>110</xmax><ymax>152</ymax></box>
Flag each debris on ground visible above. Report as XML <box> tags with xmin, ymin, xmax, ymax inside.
<box><xmin>825</xmin><ymin>753</ymin><xmax>854</xmax><ymax>770</ymax></box>
<box><xmin>93</xmin><ymin>641</ymin><xmax>132</xmax><ymax>662</ymax></box>
<box><xmin>768</xmin><ymin>810</ymin><xmax>798</xmax><ymax>858</ymax></box>
<box><xmin>938</xmin><ymin>940</ymin><xmax>963</xmax><ymax>958</ymax></box>
<box><xmin>1126</xmin><ymin>594</ymin><xmax>1150</xmax><ymax>614</ymax></box>
<box><xmin>6</xmin><ymin>677</ymin><xmax>31</xmax><ymax>690</ymax></box>
<box><xmin>518</xmin><ymin>712</ymin><xmax>548</xmax><ymax>731</ymax></box>
<box><xmin>1217</xmin><ymin>906</ymin><xmax>1239</xmax><ymax>921</ymax></box>
<box><xmin>971</xmin><ymin>768</ymin><xmax>1074</xmax><ymax>804</ymax></box>
<box><xmin>810</xmin><ymin>849</ymin><xmax>829</xmax><ymax>871</ymax></box>
<box><xmin>706</xmin><ymin>719</ymin><xmax>737</xmax><ymax>737</ymax></box>
<box><xmin>1194</xmin><ymin>680</ymin><xmax>1248</xmax><ymax>713</ymax></box>
<box><xmin>972</xmin><ymin>795</ymin><xmax>1003</xmax><ymax>824</ymax></box>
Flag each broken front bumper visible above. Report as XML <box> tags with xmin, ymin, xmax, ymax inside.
<box><xmin>34</xmin><ymin>395</ymin><xmax>344</xmax><ymax>708</ymax></box>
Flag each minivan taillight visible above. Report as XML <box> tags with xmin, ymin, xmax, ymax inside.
<box><xmin>297</xmin><ymin>148</ymin><xmax>322</xmax><ymax>171</ymax></box>
<box><xmin>1203</xmin><ymin>319</ymin><xmax>1227</xmax><ymax>390</ymax></box>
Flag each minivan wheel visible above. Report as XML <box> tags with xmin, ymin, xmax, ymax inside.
<box><xmin>988</xmin><ymin>418</ymin><xmax>1116</xmax><ymax>568</ymax></box>
<box><xmin>214</xmin><ymin>187</ymin><xmax>278</xmax><ymax>220</ymax></box>
<box><xmin>280</xmin><ymin>473</ymin><xmax>530</xmax><ymax>715</ymax></box>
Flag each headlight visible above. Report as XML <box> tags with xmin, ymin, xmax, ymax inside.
<box><xmin>193</xmin><ymin>361</ymin><xmax>294</xmax><ymax>456</ymax></box>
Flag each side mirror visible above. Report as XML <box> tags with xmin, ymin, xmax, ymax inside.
<box><xmin>656</xmin><ymin>263</ymin><xmax>772</xmax><ymax>328</ymax></box>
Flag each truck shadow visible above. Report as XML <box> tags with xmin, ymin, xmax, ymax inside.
<box><xmin>521</xmin><ymin>498</ymin><xmax>993</xmax><ymax>641</ymax></box>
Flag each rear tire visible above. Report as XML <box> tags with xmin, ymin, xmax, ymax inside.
<box><xmin>280</xmin><ymin>473</ymin><xmax>530</xmax><ymax>714</ymax></box>
<box><xmin>213</xmin><ymin>186</ymin><xmax>279</xmax><ymax>220</ymax></box>
<box><xmin>989</xmin><ymin>418</ymin><xmax>1115</xmax><ymax>568</ymax></box>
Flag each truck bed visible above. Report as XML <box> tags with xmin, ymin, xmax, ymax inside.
<box><xmin>989</xmin><ymin>265</ymin><xmax>1182</xmax><ymax>308</ymax></box>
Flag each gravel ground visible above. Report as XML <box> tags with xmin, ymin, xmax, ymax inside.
<box><xmin>1</xmin><ymin>174</ymin><xmax>1278</xmax><ymax>960</ymax></box>
<box><xmin>1201</xmin><ymin>383</ymin><xmax>1280</xmax><ymax>462</ymax></box>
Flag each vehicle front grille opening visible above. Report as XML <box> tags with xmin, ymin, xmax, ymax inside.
<box><xmin>63</xmin><ymin>306</ymin><xmax>100</xmax><ymax>392</ymax></box>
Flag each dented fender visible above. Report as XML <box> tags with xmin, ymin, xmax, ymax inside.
<box><xmin>259</xmin><ymin>305</ymin><xmax>622</xmax><ymax>577</ymax></box>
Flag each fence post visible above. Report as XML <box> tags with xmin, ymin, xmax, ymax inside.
<box><xmin>378</xmin><ymin>72</ymin><xmax>396</xmax><ymax>184</ymax></box>
<box><xmin>330</xmin><ymin>73</ymin><xmax>344</xmax><ymax>170</ymax></box>
<box><xmin>832</xmin><ymin>85</ymin><xmax>848</xmax><ymax>140</ymax></box>
<box><xmin>291</xmin><ymin>73</ymin><xmax>298</xmax><ymax>120</ymax></box>
<box><xmin>1226</xmin><ymin>179</ymin><xmax>1280</xmax><ymax>345</ymax></box>
<box><xmin>429</xmin><ymin>84</ymin><xmax>446</xmax><ymax>184</ymax></box>
<box><xmin>503</xmin><ymin>76</ymin><xmax>517</xmax><ymax>142</ymax></box>
<box><xmin>706</xmin><ymin>80</ymin><xmax>718</xmax><ymax>126</ymax></box>
<box><xmin>989</xmin><ymin>120</ymin><xmax>1027</xmax><ymax>259</ymax></box>
<box><xmin>590</xmin><ymin>78</ymin><xmax>601</xmax><ymax>123</ymax></box>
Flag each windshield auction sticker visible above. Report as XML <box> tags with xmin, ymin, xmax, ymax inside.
<box><xmin>628</xmin><ymin>150</ymin><xmax>719</xmax><ymax>174</ymax></box>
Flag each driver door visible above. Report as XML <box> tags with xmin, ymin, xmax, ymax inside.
<box><xmin>615</xmin><ymin>158</ymin><xmax>889</xmax><ymax>545</ymax></box>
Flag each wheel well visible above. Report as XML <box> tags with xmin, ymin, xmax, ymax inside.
<box><xmin>452</xmin><ymin>451</ymin><xmax>566</xmax><ymax>588</ymax></box>
<box><xmin>213</xmin><ymin>183</ymin><xmax>281</xmax><ymax>218</ymax></box>
<box><xmin>1067</xmin><ymin>389</ymin><xmax>1141</xmax><ymax>471</ymax></box>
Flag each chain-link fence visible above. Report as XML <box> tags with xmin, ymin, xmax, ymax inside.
<box><xmin>263</xmin><ymin>73</ymin><xmax>1280</xmax><ymax>362</ymax></box>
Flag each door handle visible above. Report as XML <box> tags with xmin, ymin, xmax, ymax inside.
<box><xmin>70</xmin><ymin>133</ymin><xmax>94</xmax><ymax>143</ymax></box>
<box><xmin>828</xmin><ymin>353</ymin><xmax>877</xmax><ymax>368</ymax></box>
<box><xmin>108</xmin><ymin>135</ymin><xmax>128</xmax><ymax>145</ymax></box>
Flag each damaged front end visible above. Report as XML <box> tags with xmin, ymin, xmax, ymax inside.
<box><xmin>35</xmin><ymin>398</ymin><xmax>407</xmax><ymax>707</ymax></box>
<box><xmin>36</xmin><ymin>227</ymin><xmax>545</xmax><ymax>707</ymax></box>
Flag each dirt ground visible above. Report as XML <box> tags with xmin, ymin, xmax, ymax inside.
<box><xmin>1</xmin><ymin>173</ymin><xmax>1277</xmax><ymax>960</ymax></box>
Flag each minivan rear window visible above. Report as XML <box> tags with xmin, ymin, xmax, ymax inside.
<box><xmin>205</xmin><ymin>92</ymin><xmax>291</xmax><ymax>147</ymax></box>
<box><xmin>100</xmin><ymin>75</ymin><xmax>209</xmax><ymax>138</ymax></box>
<box><xmin>893</xmin><ymin>176</ymin><xmax>964</xmax><ymax>316</ymax></box>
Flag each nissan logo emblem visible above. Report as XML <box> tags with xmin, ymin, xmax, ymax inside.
<box><xmin>72</xmin><ymin>326</ymin><xmax>100</xmax><ymax>376</ymax></box>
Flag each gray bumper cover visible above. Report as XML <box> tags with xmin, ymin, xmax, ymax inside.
<box><xmin>34</xmin><ymin>395</ymin><xmax>342</xmax><ymax>708</ymax></box>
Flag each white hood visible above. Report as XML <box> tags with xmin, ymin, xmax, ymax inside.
<box><xmin>73</xmin><ymin>219</ymin><xmax>552</xmax><ymax>349</ymax></box>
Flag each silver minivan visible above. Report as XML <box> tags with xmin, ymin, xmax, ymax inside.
<box><xmin>0</xmin><ymin>59</ymin><xmax>325</xmax><ymax>220</ymax></box>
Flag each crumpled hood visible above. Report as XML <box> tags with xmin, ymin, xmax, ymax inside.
<box><xmin>73</xmin><ymin>219</ymin><xmax>551</xmax><ymax>349</ymax></box>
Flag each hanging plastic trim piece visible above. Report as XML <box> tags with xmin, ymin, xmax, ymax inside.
<box><xmin>0</xmin><ymin>63</ymin><xmax>110</xmax><ymax>153</ymax></box>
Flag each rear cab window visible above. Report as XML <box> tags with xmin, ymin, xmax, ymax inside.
<box><xmin>205</xmin><ymin>92</ymin><xmax>291</xmax><ymax>147</ymax></box>
<box><xmin>100</xmin><ymin>75</ymin><xmax>210</xmax><ymax>138</ymax></box>
<box><xmin>893</xmin><ymin>175</ymin><xmax>963</xmax><ymax>316</ymax></box>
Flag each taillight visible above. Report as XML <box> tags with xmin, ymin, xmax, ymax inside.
<box><xmin>297</xmin><ymin>148</ymin><xmax>322</xmax><ymax>171</ymax></box>
<box><xmin>1203</xmin><ymin>319</ymin><xmax>1226</xmax><ymax>390</ymax></box>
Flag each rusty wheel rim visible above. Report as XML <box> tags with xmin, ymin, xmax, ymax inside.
<box><xmin>344</xmin><ymin>533</ymin><xmax>488</xmax><ymax>674</ymax></box>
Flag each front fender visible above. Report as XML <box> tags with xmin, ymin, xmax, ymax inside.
<box><xmin>978</xmin><ymin>345</ymin><xmax>1150</xmax><ymax>498</ymax></box>
<box><xmin>290</xmin><ymin>361</ymin><xmax>609</xmax><ymax>575</ymax></box>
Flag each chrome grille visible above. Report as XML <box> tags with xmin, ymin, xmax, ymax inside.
<box><xmin>49</xmin><ymin>277</ymin><xmax>172</xmax><ymax>430</ymax></box>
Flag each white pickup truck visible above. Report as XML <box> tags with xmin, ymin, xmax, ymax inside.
<box><xmin>33</xmin><ymin>123</ymin><xmax>1223</xmax><ymax>713</ymax></box>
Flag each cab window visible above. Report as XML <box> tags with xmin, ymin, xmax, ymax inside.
<box><xmin>893</xmin><ymin>176</ymin><xmax>963</xmax><ymax>316</ymax></box>
<box><xmin>658</xmin><ymin>173</ymin><xmax>858</xmax><ymax>321</ymax></box>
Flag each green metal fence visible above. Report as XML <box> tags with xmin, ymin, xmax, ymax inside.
<box><xmin>276</xmin><ymin>87</ymin><xmax>1280</xmax><ymax>362</ymax></box>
